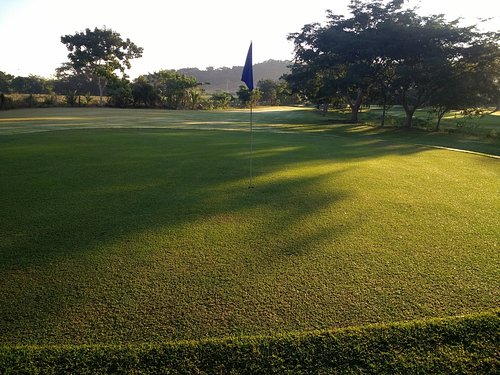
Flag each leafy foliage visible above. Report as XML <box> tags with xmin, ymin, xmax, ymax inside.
<box><xmin>210</xmin><ymin>91</ymin><xmax>233</xmax><ymax>109</ymax></box>
<box><xmin>107</xmin><ymin>78</ymin><xmax>133</xmax><ymax>108</ymax></box>
<box><xmin>60</xmin><ymin>27</ymin><xmax>143</xmax><ymax>75</ymax></box>
<box><xmin>133</xmin><ymin>70</ymin><xmax>201</xmax><ymax>109</ymax></box>
<box><xmin>132</xmin><ymin>76</ymin><xmax>160</xmax><ymax>107</ymax></box>
<box><xmin>286</xmin><ymin>0</ymin><xmax>500</xmax><ymax>126</ymax></box>
<box><xmin>0</xmin><ymin>71</ymin><xmax>14</xmax><ymax>94</ymax></box>
<box><xmin>60</xmin><ymin>27</ymin><xmax>143</xmax><ymax>106</ymax></box>
<box><xmin>1</xmin><ymin>59</ymin><xmax>295</xmax><ymax>109</ymax></box>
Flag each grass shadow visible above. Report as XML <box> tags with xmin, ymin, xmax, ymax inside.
<box><xmin>1</xmin><ymin>109</ymin><xmax>498</xmax><ymax>344</ymax></box>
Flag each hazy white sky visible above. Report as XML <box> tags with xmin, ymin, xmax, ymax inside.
<box><xmin>0</xmin><ymin>0</ymin><xmax>498</xmax><ymax>78</ymax></box>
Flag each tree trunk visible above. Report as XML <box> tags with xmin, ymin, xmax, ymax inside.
<box><xmin>402</xmin><ymin>102</ymin><xmax>415</xmax><ymax>128</ymax></box>
<box><xmin>381</xmin><ymin>95</ymin><xmax>387</xmax><ymax>127</ymax></box>
<box><xmin>435</xmin><ymin>107</ymin><xmax>447</xmax><ymax>132</ymax></box>
<box><xmin>401</xmin><ymin>88</ymin><xmax>430</xmax><ymax>128</ymax></box>
<box><xmin>401</xmin><ymin>89</ymin><xmax>418</xmax><ymax>128</ymax></box>
<box><xmin>348</xmin><ymin>89</ymin><xmax>363</xmax><ymax>123</ymax></box>
<box><xmin>97</xmin><ymin>76</ymin><xmax>106</xmax><ymax>107</ymax></box>
<box><xmin>404</xmin><ymin>114</ymin><xmax>412</xmax><ymax>128</ymax></box>
<box><xmin>435</xmin><ymin>114</ymin><xmax>443</xmax><ymax>131</ymax></box>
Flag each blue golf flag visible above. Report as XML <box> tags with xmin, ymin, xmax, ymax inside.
<box><xmin>241</xmin><ymin>42</ymin><xmax>254</xmax><ymax>91</ymax></box>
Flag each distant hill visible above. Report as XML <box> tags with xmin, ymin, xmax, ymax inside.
<box><xmin>178</xmin><ymin>60</ymin><xmax>290</xmax><ymax>93</ymax></box>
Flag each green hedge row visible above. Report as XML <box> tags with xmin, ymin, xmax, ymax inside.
<box><xmin>1</xmin><ymin>310</ymin><xmax>498</xmax><ymax>374</ymax></box>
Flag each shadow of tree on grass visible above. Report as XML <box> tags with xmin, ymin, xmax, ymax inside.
<box><xmin>1</xmin><ymin>121</ymin><xmax>498</xmax><ymax>344</ymax></box>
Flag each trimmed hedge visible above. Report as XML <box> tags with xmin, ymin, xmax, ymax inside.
<box><xmin>1</xmin><ymin>310</ymin><xmax>498</xmax><ymax>374</ymax></box>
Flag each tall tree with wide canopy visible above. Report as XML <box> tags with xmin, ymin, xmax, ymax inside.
<box><xmin>287</xmin><ymin>0</ymin><xmax>499</xmax><ymax>127</ymax></box>
<box><xmin>61</xmin><ymin>27</ymin><xmax>143</xmax><ymax>106</ymax></box>
<box><xmin>286</xmin><ymin>0</ymin><xmax>402</xmax><ymax>122</ymax></box>
<box><xmin>383</xmin><ymin>12</ymin><xmax>483</xmax><ymax>127</ymax></box>
<box><xmin>429</xmin><ymin>35</ymin><xmax>500</xmax><ymax>130</ymax></box>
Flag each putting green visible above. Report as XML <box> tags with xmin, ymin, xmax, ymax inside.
<box><xmin>0</xmin><ymin>108</ymin><xmax>498</xmax><ymax>345</ymax></box>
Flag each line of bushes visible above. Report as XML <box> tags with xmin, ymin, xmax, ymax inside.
<box><xmin>0</xmin><ymin>93</ymin><xmax>102</xmax><ymax>110</ymax></box>
<box><xmin>1</xmin><ymin>310</ymin><xmax>498</xmax><ymax>374</ymax></box>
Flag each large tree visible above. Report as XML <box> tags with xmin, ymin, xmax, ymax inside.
<box><xmin>286</xmin><ymin>0</ymin><xmax>401</xmax><ymax>122</ymax></box>
<box><xmin>428</xmin><ymin>35</ymin><xmax>500</xmax><ymax>130</ymax></box>
<box><xmin>54</xmin><ymin>63</ymin><xmax>98</xmax><ymax>98</ymax></box>
<box><xmin>286</xmin><ymin>0</ymin><xmax>499</xmax><ymax>127</ymax></box>
<box><xmin>465</xmin><ymin>37</ymin><xmax>500</xmax><ymax>112</ymax></box>
<box><xmin>385</xmin><ymin>13</ymin><xmax>478</xmax><ymax>127</ymax></box>
<box><xmin>60</xmin><ymin>27</ymin><xmax>143</xmax><ymax>106</ymax></box>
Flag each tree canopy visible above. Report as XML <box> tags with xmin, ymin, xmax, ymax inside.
<box><xmin>60</xmin><ymin>27</ymin><xmax>143</xmax><ymax>106</ymax></box>
<box><xmin>285</xmin><ymin>0</ymin><xmax>500</xmax><ymax>127</ymax></box>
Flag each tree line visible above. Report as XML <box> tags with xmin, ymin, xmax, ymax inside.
<box><xmin>0</xmin><ymin>27</ymin><xmax>295</xmax><ymax>110</ymax></box>
<box><xmin>1</xmin><ymin>0</ymin><xmax>498</xmax><ymax>127</ymax></box>
<box><xmin>0</xmin><ymin>69</ymin><xmax>297</xmax><ymax>110</ymax></box>
<box><xmin>284</xmin><ymin>0</ymin><xmax>499</xmax><ymax>130</ymax></box>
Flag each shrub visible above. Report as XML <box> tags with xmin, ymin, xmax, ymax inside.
<box><xmin>65</xmin><ymin>92</ymin><xmax>78</xmax><ymax>107</ymax></box>
<box><xmin>42</xmin><ymin>94</ymin><xmax>58</xmax><ymax>107</ymax></box>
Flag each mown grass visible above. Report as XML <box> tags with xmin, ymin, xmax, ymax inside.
<box><xmin>1</xmin><ymin>311</ymin><xmax>498</xmax><ymax>374</ymax></box>
<box><xmin>0</xmin><ymin>107</ymin><xmax>499</xmax><ymax>346</ymax></box>
<box><xmin>355</xmin><ymin>106</ymin><xmax>500</xmax><ymax>138</ymax></box>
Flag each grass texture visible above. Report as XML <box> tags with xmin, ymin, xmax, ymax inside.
<box><xmin>0</xmin><ymin>107</ymin><xmax>499</xmax><ymax>346</ymax></box>
<box><xmin>1</xmin><ymin>311</ymin><xmax>498</xmax><ymax>374</ymax></box>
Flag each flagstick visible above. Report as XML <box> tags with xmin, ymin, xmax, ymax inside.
<box><xmin>241</xmin><ymin>41</ymin><xmax>254</xmax><ymax>189</ymax></box>
<box><xmin>249</xmin><ymin>99</ymin><xmax>254</xmax><ymax>189</ymax></box>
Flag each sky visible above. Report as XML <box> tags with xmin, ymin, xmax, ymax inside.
<box><xmin>0</xmin><ymin>0</ymin><xmax>498</xmax><ymax>79</ymax></box>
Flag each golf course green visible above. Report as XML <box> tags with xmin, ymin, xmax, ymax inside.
<box><xmin>1</xmin><ymin>107</ymin><xmax>499</xmax><ymax>345</ymax></box>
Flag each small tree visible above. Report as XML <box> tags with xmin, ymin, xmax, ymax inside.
<box><xmin>187</xmin><ymin>87</ymin><xmax>204</xmax><ymax>110</ymax></box>
<box><xmin>107</xmin><ymin>77</ymin><xmax>133</xmax><ymax>108</ymax></box>
<box><xmin>276</xmin><ymin>80</ymin><xmax>298</xmax><ymax>105</ymax></box>
<box><xmin>257</xmin><ymin>79</ymin><xmax>279</xmax><ymax>105</ymax></box>
<box><xmin>61</xmin><ymin>27</ymin><xmax>143</xmax><ymax>106</ymax></box>
<box><xmin>211</xmin><ymin>91</ymin><xmax>232</xmax><ymax>109</ymax></box>
<box><xmin>0</xmin><ymin>71</ymin><xmax>14</xmax><ymax>94</ymax></box>
<box><xmin>237</xmin><ymin>85</ymin><xmax>260</xmax><ymax>107</ymax></box>
<box><xmin>154</xmin><ymin>70</ymin><xmax>199</xmax><ymax>109</ymax></box>
<box><xmin>132</xmin><ymin>76</ymin><xmax>158</xmax><ymax>107</ymax></box>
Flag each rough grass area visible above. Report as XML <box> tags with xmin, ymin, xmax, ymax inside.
<box><xmin>0</xmin><ymin>108</ymin><xmax>499</xmax><ymax>346</ymax></box>
<box><xmin>0</xmin><ymin>311</ymin><xmax>498</xmax><ymax>374</ymax></box>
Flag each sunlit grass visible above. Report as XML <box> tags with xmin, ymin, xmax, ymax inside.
<box><xmin>0</xmin><ymin>108</ymin><xmax>499</xmax><ymax>345</ymax></box>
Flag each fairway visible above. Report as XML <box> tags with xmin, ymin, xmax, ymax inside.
<box><xmin>1</xmin><ymin>107</ymin><xmax>499</xmax><ymax>345</ymax></box>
